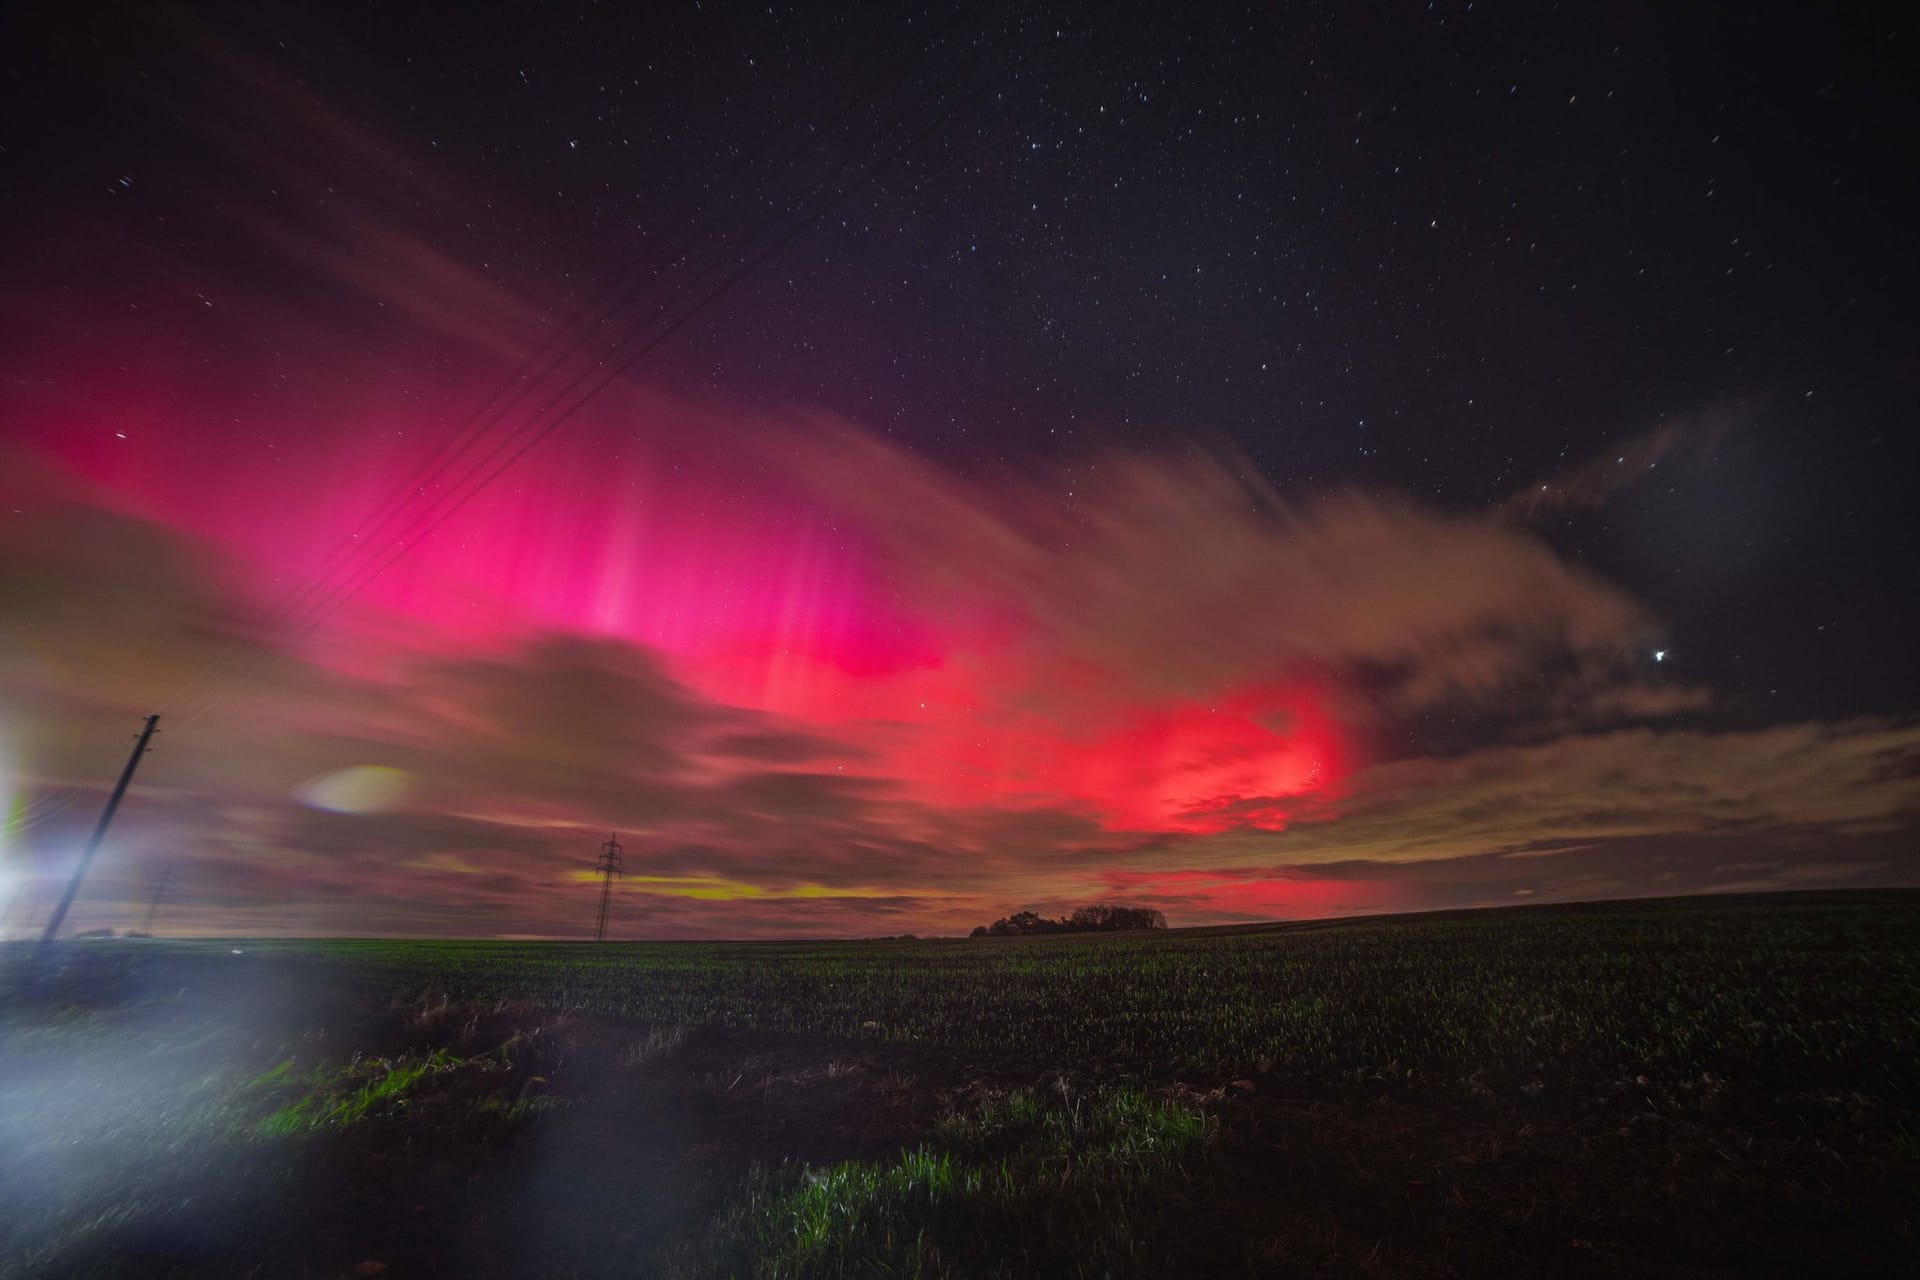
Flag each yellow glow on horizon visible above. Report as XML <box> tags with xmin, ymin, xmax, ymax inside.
<box><xmin>564</xmin><ymin>870</ymin><xmax>925</xmax><ymax>901</ymax></box>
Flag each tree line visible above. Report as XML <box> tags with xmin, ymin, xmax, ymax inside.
<box><xmin>969</xmin><ymin>904</ymin><xmax>1167</xmax><ymax>937</ymax></box>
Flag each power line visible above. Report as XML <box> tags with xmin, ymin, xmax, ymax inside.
<box><xmin>155</xmin><ymin>5</ymin><xmax>1006</xmax><ymax>726</ymax></box>
<box><xmin>172</xmin><ymin>7</ymin><xmax>968</xmax><ymax>704</ymax></box>
<box><xmin>2</xmin><ymin>784</ymin><xmax>98</xmax><ymax>835</ymax></box>
<box><xmin>37</xmin><ymin>714</ymin><xmax>160</xmax><ymax>948</ymax></box>
<box><xmin>157</xmin><ymin>2</ymin><xmax>1105</xmax><ymax>740</ymax></box>
<box><xmin>269</xmin><ymin>14</ymin><xmax>1075</xmax><ymax>652</ymax></box>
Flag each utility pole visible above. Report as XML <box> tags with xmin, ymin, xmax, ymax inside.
<box><xmin>39</xmin><ymin>714</ymin><xmax>160</xmax><ymax>948</ymax></box>
<box><xmin>593</xmin><ymin>831</ymin><xmax>623</xmax><ymax>942</ymax></box>
<box><xmin>139</xmin><ymin>866</ymin><xmax>173</xmax><ymax>935</ymax></box>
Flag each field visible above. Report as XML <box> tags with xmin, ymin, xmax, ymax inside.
<box><xmin>3</xmin><ymin>891</ymin><xmax>1917</xmax><ymax>1277</ymax></box>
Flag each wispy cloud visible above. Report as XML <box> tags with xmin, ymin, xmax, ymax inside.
<box><xmin>2</xmin><ymin>411</ymin><xmax>1913</xmax><ymax>938</ymax></box>
<box><xmin>1500</xmin><ymin>404</ymin><xmax>1739</xmax><ymax>522</ymax></box>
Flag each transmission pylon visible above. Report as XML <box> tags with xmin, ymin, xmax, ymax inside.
<box><xmin>139</xmin><ymin>866</ymin><xmax>173</xmax><ymax>935</ymax></box>
<box><xmin>593</xmin><ymin>832</ymin><xmax>623</xmax><ymax>942</ymax></box>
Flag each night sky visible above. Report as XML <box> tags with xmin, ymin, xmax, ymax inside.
<box><xmin>2</xmin><ymin>1</ymin><xmax>1916</xmax><ymax>937</ymax></box>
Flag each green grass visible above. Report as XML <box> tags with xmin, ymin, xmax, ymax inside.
<box><xmin>113</xmin><ymin>890</ymin><xmax>1920</xmax><ymax>1108</ymax></box>
<box><xmin>251</xmin><ymin>1040</ymin><xmax>557</xmax><ymax>1135</ymax></box>
<box><xmin>255</xmin><ymin>1049</ymin><xmax>460</xmax><ymax>1134</ymax></box>
<box><xmin>4</xmin><ymin>891</ymin><xmax>1918</xmax><ymax>1278</ymax></box>
<box><xmin>737</xmin><ymin>1087</ymin><xmax>1217</xmax><ymax>1278</ymax></box>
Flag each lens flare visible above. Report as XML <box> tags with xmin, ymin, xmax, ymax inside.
<box><xmin>296</xmin><ymin>766</ymin><xmax>411</xmax><ymax>815</ymax></box>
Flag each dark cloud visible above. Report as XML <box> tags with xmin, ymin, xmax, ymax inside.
<box><xmin>1089</xmin><ymin>824</ymin><xmax>1917</xmax><ymax>922</ymax></box>
<box><xmin>707</xmin><ymin>728</ymin><xmax>867</xmax><ymax>766</ymax></box>
<box><xmin>712</xmin><ymin>770</ymin><xmax>890</xmax><ymax>824</ymax></box>
<box><xmin>3</xmin><ymin>426</ymin><xmax>1916</xmax><ymax>940</ymax></box>
<box><xmin>0</xmin><ymin>476</ymin><xmax>252</xmax><ymax>717</ymax></box>
<box><xmin>423</xmin><ymin>635</ymin><xmax>711</xmax><ymax>782</ymax></box>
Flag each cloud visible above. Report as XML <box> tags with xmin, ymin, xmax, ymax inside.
<box><xmin>0</xmin><ymin>471</ymin><xmax>252</xmax><ymax>714</ymax></box>
<box><xmin>2</xmin><ymin>416</ymin><xmax>1915</xmax><ymax>940</ymax></box>
<box><xmin>1500</xmin><ymin>406</ymin><xmax>1737</xmax><ymax>522</ymax></box>
<box><xmin>12</xmin><ymin>19</ymin><xmax>1902</xmax><ymax>939</ymax></box>
<box><xmin>1083</xmin><ymin>823</ymin><xmax>1914</xmax><ymax>922</ymax></box>
<box><xmin>792</xmin><ymin>423</ymin><xmax>1656</xmax><ymax>721</ymax></box>
<box><xmin>1555</xmin><ymin>680</ymin><xmax>1713</xmax><ymax>725</ymax></box>
<box><xmin>1096</xmin><ymin>718</ymin><xmax>1920</xmax><ymax>889</ymax></box>
<box><xmin>0</xmin><ymin>500</ymin><xmax>1046</xmax><ymax>936</ymax></box>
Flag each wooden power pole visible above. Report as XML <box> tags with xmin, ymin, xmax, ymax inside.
<box><xmin>593</xmin><ymin>832</ymin><xmax>623</xmax><ymax>942</ymax></box>
<box><xmin>39</xmin><ymin>714</ymin><xmax>160</xmax><ymax>947</ymax></box>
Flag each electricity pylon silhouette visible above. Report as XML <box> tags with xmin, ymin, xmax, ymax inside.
<box><xmin>593</xmin><ymin>832</ymin><xmax>623</xmax><ymax>942</ymax></box>
<box><xmin>139</xmin><ymin>866</ymin><xmax>173</xmax><ymax>935</ymax></box>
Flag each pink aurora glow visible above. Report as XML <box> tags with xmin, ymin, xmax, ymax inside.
<box><xmin>7</xmin><ymin>382</ymin><xmax>1351</xmax><ymax>845</ymax></box>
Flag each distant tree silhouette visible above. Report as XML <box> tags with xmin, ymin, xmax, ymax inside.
<box><xmin>972</xmin><ymin>904</ymin><xmax>1167</xmax><ymax>937</ymax></box>
<box><xmin>1069</xmin><ymin>904</ymin><xmax>1167</xmax><ymax>932</ymax></box>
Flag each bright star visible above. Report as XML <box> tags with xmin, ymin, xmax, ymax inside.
<box><xmin>1653</xmin><ymin>649</ymin><xmax>1666</xmax><ymax>662</ymax></box>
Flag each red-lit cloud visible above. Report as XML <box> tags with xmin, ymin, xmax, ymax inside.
<box><xmin>1</xmin><ymin>47</ymin><xmax>1913</xmax><ymax>937</ymax></box>
<box><xmin>4</xmin><ymin>411</ymin><xmax>1916</xmax><ymax>939</ymax></box>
